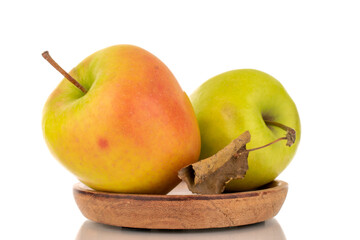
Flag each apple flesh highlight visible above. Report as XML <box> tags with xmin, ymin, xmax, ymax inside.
<box><xmin>42</xmin><ymin>45</ymin><xmax>201</xmax><ymax>194</ymax></box>
<box><xmin>190</xmin><ymin>69</ymin><xmax>301</xmax><ymax>191</ymax></box>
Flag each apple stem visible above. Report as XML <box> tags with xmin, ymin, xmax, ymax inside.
<box><xmin>247</xmin><ymin>121</ymin><xmax>296</xmax><ymax>152</ymax></box>
<box><xmin>264</xmin><ymin>120</ymin><xmax>293</xmax><ymax>132</ymax></box>
<box><xmin>42</xmin><ymin>51</ymin><xmax>88</xmax><ymax>94</ymax></box>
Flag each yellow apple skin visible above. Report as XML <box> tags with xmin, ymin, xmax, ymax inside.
<box><xmin>42</xmin><ymin>45</ymin><xmax>201</xmax><ymax>194</ymax></box>
<box><xmin>191</xmin><ymin>69</ymin><xmax>301</xmax><ymax>191</ymax></box>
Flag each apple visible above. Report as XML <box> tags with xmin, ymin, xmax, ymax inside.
<box><xmin>42</xmin><ymin>45</ymin><xmax>201</xmax><ymax>194</ymax></box>
<box><xmin>190</xmin><ymin>69</ymin><xmax>300</xmax><ymax>191</ymax></box>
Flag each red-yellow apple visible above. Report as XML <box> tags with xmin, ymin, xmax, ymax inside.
<box><xmin>42</xmin><ymin>45</ymin><xmax>201</xmax><ymax>194</ymax></box>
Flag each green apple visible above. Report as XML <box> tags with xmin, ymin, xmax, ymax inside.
<box><xmin>190</xmin><ymin>69</ymin><xmax>300</xmax><ymax>191</ymax></box>
<box><xmin>42</xmin><ymin>45</ymin><xmax>201</xmax><ymax>194</ymax></box>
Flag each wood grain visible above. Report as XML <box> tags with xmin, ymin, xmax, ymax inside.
<box><xmin>73</xmin><ymin>180</ymin><xmax>288</xmax><ymax>229</ymax></box>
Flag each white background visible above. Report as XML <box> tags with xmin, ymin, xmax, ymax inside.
<box><xmin>1</xmin><ymin>0</ymin><xmax>359</xmax><ymax>239</ymax></box>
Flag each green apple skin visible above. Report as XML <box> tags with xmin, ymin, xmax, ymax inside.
<box><xmin>190</xmin><ymin>69</ymin><xmax>300</xmax><ymax>191</ymax></box>
<box><xmin>42</xmin><ymin>45</ymin><xmax>201</xmax><ymax>194</ymax></box>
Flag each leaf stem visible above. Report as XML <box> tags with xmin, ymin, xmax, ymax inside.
<box><xmin>247</xmin><ymin>121</ymin><xmax>296</xmax><ymax>152</ymax></box>
<box><xmin>42</xmin><ymin>51</ymin><xmax>87</xmax><ymax>94</ymax></box>
<box><xmin>247</xmin><ymin>137</ymin><xmax>287</xmax><ymax>152</ymax></box>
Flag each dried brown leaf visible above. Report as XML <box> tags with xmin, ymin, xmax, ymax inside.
<box><xmin>178</xmin><ymin>121</ymin><xmax>297</xmax><ymax>195</ymax></box>
<box><xmin>178</xmin><ymin>131</ymin><xmax>251</xmax><ymax>194</ymax></box>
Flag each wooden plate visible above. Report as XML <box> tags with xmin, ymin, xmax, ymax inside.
<box><xmin>73</xmin><ymin>180</ymin><xmax>288</xmax><ymax>230</ymax></box>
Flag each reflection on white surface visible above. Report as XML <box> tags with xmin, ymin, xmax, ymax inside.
<box><xmin>76</xmin><ymin>218</ymin><xmax>286</xmax><ymax>240</ymax></box>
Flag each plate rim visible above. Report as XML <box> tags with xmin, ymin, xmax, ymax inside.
<box><xmin>73</xmin><ymin>180</ymin><xmax>288</xmax><ymax>201</ymax></box>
